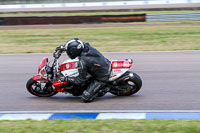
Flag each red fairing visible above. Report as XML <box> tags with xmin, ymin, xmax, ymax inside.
<box><xmin>32</xmin><ymin>75</ymin><xmax>47</xmax><ymax>81</ymax></box>
<box><xmin>60</xmin><ymin>61</ymin><xmax>78</xmax><ymax>71</ymax></box>
<box><xmin>38</xmin><ymin>58</ymin><xmax>48</xmax><ymax>74</ymax></box>
<box><xmin>112</xmin><ymin>60</ymin><xmax>132</xmax><ymax>69</ymax></box>
<box><xmin>53</xmin><ymin>80</ymin><xmax>68</xmax><ymax>92</ymax></box>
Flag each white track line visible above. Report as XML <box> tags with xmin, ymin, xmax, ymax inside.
<box><xmin>0</xmin><ymin>110</ymin><xmax>200</xmax><ymax>114</ymax></box>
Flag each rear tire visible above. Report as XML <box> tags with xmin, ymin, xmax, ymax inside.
<box><xmin>26</xmin><ymin>78</ymin><xmax>58</xmax><ymax>97</ymax></box>
<box><xmin>110</xmin><ymin>71</ymin><xmax>142</xmax><ymax>96</ymax></box>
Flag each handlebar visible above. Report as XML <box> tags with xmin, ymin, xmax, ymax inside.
<box><xmin>55</xmin><ymin>45</ymin><xmax>66</xmax><ymax>52</ymax></box>
<box><xmin>53</xmin><ymin>45</ymin><xmax>66</xmax><ymax>59</ymax></box>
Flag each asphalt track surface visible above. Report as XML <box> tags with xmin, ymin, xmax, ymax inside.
<box><xmin>0</xmin><ymin>51</ymin><xmax>200</xmax><ymax>111</ymax></box>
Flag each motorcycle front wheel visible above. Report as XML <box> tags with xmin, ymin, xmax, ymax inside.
<box><xmin>110</xmin><ymin>71</ymin><xmax>142</xmax><ymax>96</ymax></box>
<box><xmin>26</xmin><ymin>78</ymin><xmax>58</xmax><ymax>97</ymax></box>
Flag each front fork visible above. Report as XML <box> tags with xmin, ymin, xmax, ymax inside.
<box><xmin>32</xmin><ymin>74</ymin><xmax>54</xmax><ymax>92</ymax></box>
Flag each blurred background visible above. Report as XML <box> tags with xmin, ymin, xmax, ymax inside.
<box><xmin>0</xmin><ymin>0</ymin><xmax>143</xmax><ymax>4</ymax></box>
<box><xmin>0</xmin><ymin>0</ymin><xmax>200</xmax><ymax>53</ymax></box>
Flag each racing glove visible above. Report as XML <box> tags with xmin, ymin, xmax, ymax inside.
<box><xmin>59</xmin><ymin>75</ymin><xmax>68</xmax><ymax>82</ymax></box>
<box><xmin>59</xmin><ymin>75</ymin><xmax>77</xmax><ymax>84</ymax></box>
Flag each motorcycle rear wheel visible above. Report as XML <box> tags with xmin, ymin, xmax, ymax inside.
<box><xmin>110</xmin><ymin>71</ymin><xmax>142</xmax><ymax>96</ymax></box>
<box><xmin>26</xmin><ymin>78</ymin><xmax>58</xmax><ymax>97</ymax></box>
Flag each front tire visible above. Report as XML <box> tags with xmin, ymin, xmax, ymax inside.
<box><xmin>26</xmin><ymin>78</ymin><xmax>58</xmax><ymax>97</ymax></box>
<box><xmin>110</xmin><ymin>71</ymin><xmax>142</xmax><ymax>96</ymax></box>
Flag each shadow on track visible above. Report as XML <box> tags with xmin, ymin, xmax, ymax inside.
<box><xmin>26</xmin><ymin>94</ymin><xmax>141</xmax><ymax>103</ymax></box>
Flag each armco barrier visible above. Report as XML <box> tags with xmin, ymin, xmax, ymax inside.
<box><xmin>0</xmin><ymin>14</ymin><xmax>146</xmax><ymax>25</ymax></box>
<box><xmin>147</xmin><ymin>12</ymin><xmax>200</xmax><ymax>22</ymax></box>
<box><xmin>0</xmin><ymin>112</ymin><xmax>200</xmax><ymax>120</ymax></box>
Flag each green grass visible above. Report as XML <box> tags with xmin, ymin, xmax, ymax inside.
<box><xmin>1</xmin><ymin>21</ymin><xmax>200</xmax><ymax>53</ymax></box>
<box><xmin>0</xmin><ymin>119</ymin><xmax>199</xmax><ymax>133</ymax></box>
<box><xmin>0</xmin><ymin>10</ymin><xmax>200</xmax><ymax>17</ymax></box>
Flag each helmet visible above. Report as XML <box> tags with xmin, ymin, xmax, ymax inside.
<box><xmin>65</xmin><ymin>38</ymin><xmax>84</xmax><ymax>59</ymax></box>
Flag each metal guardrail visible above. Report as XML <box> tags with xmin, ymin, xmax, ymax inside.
<box><xmin>147</xmin><ymin>13</ymin><xmax>200</xmax><ymax>22</ymax></box>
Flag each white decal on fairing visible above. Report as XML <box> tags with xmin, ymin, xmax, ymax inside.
<box><xmin>61</xmin><ymin>59</ymin><xmax>79</xmax><ymax>77</ymax></box>
<box><xmin>109</xmin><ymin>68</ymin><xmax>129</xmax><ymax>81</ymax></box>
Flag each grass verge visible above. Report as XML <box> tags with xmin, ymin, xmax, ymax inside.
<box><xmin>0</xmin><ymin>22</ymin><xmax>200</xmax><ymax>53</ymax></box>
<box><xmin>0</xmin><ymin>119</ymin><xmax>199</xmax><ymax>133</ymax></box>
<box><xmin>0</xmin><ymin>10</ymin><xmax>200</xmax><ymax>17</ymax></box>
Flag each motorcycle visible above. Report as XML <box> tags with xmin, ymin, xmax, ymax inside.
<box><xmin>26</xmin><ymin>46</ymin><xmax>142</xmax><ymax>99</ymax></box>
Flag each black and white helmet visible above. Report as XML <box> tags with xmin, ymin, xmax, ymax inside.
<box><xmin>65</xmin><ymin>38</ymin><xmax>84</xmax><ymax>59</ymax></box>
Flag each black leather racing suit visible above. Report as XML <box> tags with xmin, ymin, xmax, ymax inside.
<box><xmin>67</xmin><ymin>42</ymin><xmax>111</xmax><ymax>102</ymax></box>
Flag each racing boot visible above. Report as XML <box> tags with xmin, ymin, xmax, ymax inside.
<box><xmin>81</xmin><ymin>80</ymin><xmax>105</xmax><ymax>103</ymax></box>
<box><xmin>98</xmin><ymin>87</ymin><xmax>110</xmax><ymax>97</ymax></box>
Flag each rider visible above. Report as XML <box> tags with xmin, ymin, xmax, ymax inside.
<box><xmin>60</xmin><ymin>38</ymin><xmax>111</xmax><ymax>103</ymax></box>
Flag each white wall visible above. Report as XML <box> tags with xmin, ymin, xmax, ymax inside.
<box><xmin>0</xmin><ymin>0</ymin><xmax>200</xmax><ymax>9</ymax></box>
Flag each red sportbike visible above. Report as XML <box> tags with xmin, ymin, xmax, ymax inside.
<box><xmin>26</xmin><ymin>47</ymin><xmax>142</xmax><ymax>98</ymax></box>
